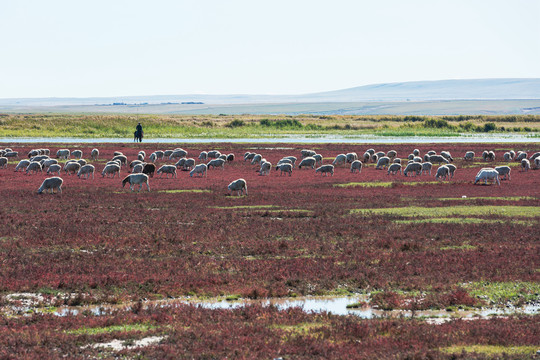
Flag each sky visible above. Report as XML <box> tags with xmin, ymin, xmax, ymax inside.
<box><xmin>1</xmin><ymin>0</ymin><xmax>539</xmax><ymax>98</ymax></box>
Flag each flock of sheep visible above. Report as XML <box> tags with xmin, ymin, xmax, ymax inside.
<box><xmin>0</xmin><ymin>146</ymin><xmax>539</xmax><ymax>195</ymax></box>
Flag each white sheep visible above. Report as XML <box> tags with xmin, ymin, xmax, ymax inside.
<box><xmin>408</xmin><ymin>154</ymin><xmax>415</xmax><ymax>161</ymax></box>
<box><xmin>47</xmin><ymin>164</ymin><xmax>62</xmax><ymax>176</ymax></box>
<box><xmin>113</xmin><ymin>151</ymin><xmax>123</xmax><ymax>156</ymax></box>
<box><xmin>313</xmin><ymin>154</ymin><xmax>323</xmax><ymax>165</ymax></box>
<box><xmin>387</xmin><ymin>150</ymin><xmax>397</xmax><ymax>159</ymax></box>
<box><xmin>64</xmin><ymin>161</ymin><xmax>81</xmax><ymax>175</ymax></box>
<box><xmin>282</xmin><ymin>156</ymin><xmax>297</xmax><ymax>165</ymax></box>
<box><xmin>427</xmin><ymin>150</ymin><xmax>436</xmax><ymax>156</ymax></box>
<box><xmin>4</xmin><ymin>151</ymin><xmax>18</xmax><ymax>158</ymax></box>
<box><xmin>412</xmin><ymin>149</ymin><xmax>420</xmax><ymax>156</ymax></box>
<box><xmin>421</xmin><ymin>162</ymin><xmax>432</xmax><ymax>175</ymax></box>
<box><xmin>376</xmin><ymin>156</ymin><xmax>390</xmax><ymax>170</ymax></box>
<box><xmin>15</xmin><ymin>159</ymin><xmax>31</xmax><ymax>172</ymax></box>
<box><xmin>138</xmin><ymin>150</ymin><xmax>146</xmax><ymax>160</ymax></box>
<box><xmin>464</xmin><ymin>151</ymin><xmax>475</xmax><ymax>161</ymax></box>
<box><xmin>37</xmin><ymin>177</ymin><xmax>63</xmax><ymax>194</ymax></box>
<box><xmin>169</xmin><ymin>149</ymin><xmax>187</xmax><ymax>160</ymax></box>
<box><xmin>111</xmin><ymin>154</ymin><xmax>127</xmax><ymax>165</ymax></box>
<box><xmin>403</xmin><ymin>162</ymin><xmax>422</xmax><ymax>177</ymax></box>
<box><xmin>207</xmin><ymin>150</ymin><xmax>221</xmax><ymax>159</ymax></box>
<box><xmin>72</xmin><ymin>150</ymin><xmax>83</xmax><ymax>159</ymax></box>
<box><xmin>163</xmin><ymin>150</ymin><xmax>174</xmax><ymax>158</ymax></box>
<box><xmin>301</xmin><ymin>149</ymin><xmax>316</xmax><ymax>158</ymax></box>
<box><xmin>346</xmin><ymin>152</ymin><xmax>358</xmax><ymax>163</ymax></box>
<box><xmin>77</xmin><ymin>159</ymin><xmax>87</xmax><ymax>167</ymax></box>
<box><xmin>332</xmin><ymin>154</ymin><xmax>347</xmax><ymax>166</ymax></box>
<box><xmin>26</xmin><ymin>161</ymin><xmax>42</xmax><ymax>175</ymax></box>
<box><xmin>516</xmin><ymin>151</ymin><xmax>527</xmax><ymax>161</ymax></box>
<box><xmin>440</xmin><ymin>151</ymin><xmax>453</xmax><ymax>162</ymax></box>
<box><xmin>226</xmin><ymin>154</ymin><xmax>235</xmax><ymax>162</ymax></box>
<box><xmin>190</xmin><ymin>164</ymin><xmax>207</xmax><ymax>177</ymax></box>
<box><xmin>529</xmin><ymin>152</ymin><xmax>540</xmax><ymax>162</ymax></box>
<box><xmin>298</xmin><ymin>157</ymin><xmax>316</xmax><ymax>169</ymax></box>
<box><xmin>0</xmin><ymin>157</ymin><xmax>7</xmax><ymax>169</ymax></box>
<box><xmin>534</xmin><ymin>157</ymin><xmax>540</xmax><ymax>169</ymax></box>
<box><xmin>387</xmin><ymin>163</ymin><xmax>402</xmax><ymax>175</ymax></box>
<box><xmin>277</xmin><ymin>158</ymin><xmax>293</xmax><ymax>167</ymax></box>
<box><xmin>495</xmin><ymin>166</ymin><xmax>511</xmax><ymax>180</ymax></box>
<box><xmin>102</xmin><ymin>164</ymin><xmax>121</xmax><ymax>178</ymax></box>
<box><xmin>41</xmin><ymin>159</ymin><xmax>58</xmax><ymax>168</ymax></box>
<box><xmin>122</xmin><ymin>173</ymin><xmax>150</xmax><ymax>192</ymax></box>
<box><xmin>157</xmin><ymin>165</ymin><xmax>177</xmax><ymax>178</ymax></box>
<box><xmin>488</xmin><ymin>151</ymin><xmax>496</xmax><ymax>161</ymax></box>
<box><xmin>362</xmin><ymin>152</ymin><xmax>370</xmax><ymax>162</ymax></box>
<box><xmin>393</xmin><ymin>158</ymin><xmax>401</xmax><ymax>164</ymax></box>
<box><xmin>228</xmin><ymin>178</ymin><xmax>247</xmax><ymax>196</ymax></box>
<box><xmin>183</xmin><ymin>158</ymin><xmax>196</xmax><ymax>170</ymax></box>
<box><xmin>475</xmin><ymin>168</ymin><xmax>500</xmax><ymax>186</ymax></box>
<box><xmin>251</xmin><ymin>154</ymin><xmax>263</xmax><ymax>165</ymax></box>
<box><xmin>77</xmin><ymin>164</ymin><xmax>95</xmax><ymax>180</ymax></box>
<box><xmin>244</xmin><ymin>152</ymin><xmax>255</xmax><ymax>161</ymax></box>
<box><xmin>375</xmin><ymin>151</ymin><xmax>385</xmax><ymax>159</ymax></box>
<box><xmin>521</xmin><ymin>159</ymin><xmax>530</xmax><ymax>172</ymax></box>
<box><xmin>132</xmin><ymin>163</ymin><xmax>144</xmax><ymax>173</ymax></box>
<box><xmin>199</xmin><ymin>151</ymin><xmax>208</xmax><ymax>161</ymax></box>
<box><xmin>275</xmin><ymin>163</ymin><xmax>293</xmax><ymax>176</ymax></box>
<box><xmin>207</xmin><ymin>158</ymin><xmax>226</xmax><ymax>170</ymax></box>
<box><xmin>435</xmin><ymin>165</ymin><xmax>450</xmax><ymax>181</ymax></box>
<box><xmin>366</xmin><ymin>148</ymin><xmax>375</xmax><ymax>156</ymax></box>
<box><xmin>446</xmin><ymin>164</ymin><xmax>456</xmax><ymax>178</ymax></box>
<box><xmin>503</xmin><ymin>152</ymin><xmax>512</xmax><ymax>162</ymax></box>
<box><xmin>31</xmin><ymin>155</ymin><xmax>49</xmax><ymax>162</ymax></box>
<box><xmin>259</xmin><ymin>161</ymin><xmax>272</xmax><ymax>176</ymax></box>
<box><xmin>91</xmin><ymin>148</ymin><xmax>99</xmax><ymax>160</ymax></box>
<box><xmin>350</xmin><ymin>160</ymin><xmax>362</xmax><ymax>173</ymax></box>
<box><xmin>316</xmin><ymin>164</ymin><xmax>334</xmax><ymax>176</ymax></box>
<box><xmin>429</xmin><ymin>155</ymin><xmax>449</xmax><ymax>165</ymax></box>
<box><xmin>56</xmin><ymin>149</ymin><xmax>70</xmax><ymax>159</ymax></box>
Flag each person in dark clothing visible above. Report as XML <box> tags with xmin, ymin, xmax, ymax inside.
<box><xmin>134</xmin><ymin>123</ymin><xmax>143</xmax><ymax>142</ymax></box>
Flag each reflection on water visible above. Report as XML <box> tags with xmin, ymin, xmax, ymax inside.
<box><xmin>0</xmin><ymin>133</ymin><xmax>538</xmax><ymax>144</ymax></box>
<box><xmin>50</xmin><ymin>295</ymin><xmax>539</xmax><ymax>320</ymax></box>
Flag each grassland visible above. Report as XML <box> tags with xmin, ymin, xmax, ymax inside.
<box><xmin>0</xmin><ymin>113</ymin><xmax>538</xmax><ymax>138</ymax></box>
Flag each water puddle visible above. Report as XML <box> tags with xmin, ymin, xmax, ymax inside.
<box><xmin>0</xmin><ymin>133</ymin><xmax>538</xmax><ymax>144</ymax></box>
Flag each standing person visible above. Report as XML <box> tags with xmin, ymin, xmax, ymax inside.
<box><xmin>134</xmin><ymin>122</ymin><xmax>143</xmax><ymax>142</ymax></box>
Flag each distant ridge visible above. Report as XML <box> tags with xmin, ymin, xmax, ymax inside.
<box><xmin>0</xmin><ymin>79</ymin><xmax>539</xmax><ymax>107</ymax></box>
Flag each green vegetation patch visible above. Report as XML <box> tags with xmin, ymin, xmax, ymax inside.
<box><xmin>66</xmin><ymin>323</ymin><xmax>156</xmax><ymax>336</ymax></box>
<box><xmin>159</xmin><ymin>189</ymin><xmax>211</xmax><ymax>193</ymax></box>
<box><xmin>438</xmin><ymin>196</ymin><xmax>537</xmax><ymax>201</ymax></box>
<box><xmin>351</xmin><ymin>206</ymin><xmax>540</xmax><ymax>218</ymax></box>
<box><xmin>393</xmin><ymin>218</ymin><xmax>534</xmax><ymax>225</ymax></box>
<box><xmin>440</xmin><ymin>243</ymin><xmax>477</xmax><ymax>251</ymax></box>
<box><xmin>440</xmin><ymin>345</ymin><xmax>538</xmax><ymax>356</ymax></box>
<box><xmin>463</xmin><ymin>281</ymin><xmax>540</xmax><ymax>306</ymax></box>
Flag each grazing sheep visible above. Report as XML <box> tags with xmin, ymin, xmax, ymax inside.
<box><xmin>315</xmin><ymin>164</ymin><xmax>334</xmax><ymax>176</ymax></box>
<box><xmin>282</xmin><ymin>156</ymin><xmax>297</xmax><ymax>165</ymax></box>
<box><xmin>435</xmin><ymin>165</ymin><xmax>450</xmax><ymax>181</ymax></box>
<box><xmin>346</xmin><ymin>152</ymin><xmax>358</xmax><ymax>163</ymax></box>
<box><xmin>47</xmin><ymin>164</ymin><xmax>62</xmax><ymax>176</ymax></box>
<box><xmin>37</xmin><ymin>177</ymin><xmax>63</xmax><ymax>194</ymax></box>
<box><xmin>301</xmin><ymin>149</ymin><xmax>316</xmax><ymax>158</ymax></box>
<box><xmin>207</xmin><ymin>158</ymin><xmax>226</xmax><ymax>170</ymax></box>
<box><xmin>427</xmin><ymin>150</ymin><xmax>436</xmax><ymax>156</ymax></box>
<box><xmin>375</xmin><ymin>151</ymin><xmax>386</xmax><ymax>160</ymax></box>
<box><xmin>375</xmin><ymin>156</ymin><xmax>390</xmax><ymax>170</ymax></box>
<box><xmin>102</xmin><ymin>164</ymin><xmax>121</xmax><ymax>178</ymax></box>
<box><xmin>298</xmin><ymin>157</ymin><xmax>316</xmax><ymax>169</ymax></box>
<box><xmin>521</xmin><ymin>159</ymin><xmax>530</xmax><ymax>172</ymax></box>
<box><xmin>175</xmin><ymin>158</ymin><xmax>187</xmax><ymax>169</ymax></box>
<box><xmin>72</xmin><ymin>150</ymin><xmax>83</xmax><ymax>159</ymax></box>
<box><xmin>31</xmin><ymin>155</ymin><xmax>49</xmax><ymax>162</ymax></box>
<box><xmin>64</xmin><ymin>162</ymin><xmax>81</xmax><ymax>175</ymax></box>
<box><xmin>28</xmin><ymin>149</ymin><xmax>40</xmax><ymax>158</ymax></box>
<box><xmin>132</xmin><ymin>163</ymin><xmax>144</xmax><ymax>173</ymax></box>
<box><xmin>529</xmin><ymin>152</ymin><xmax>540</xmax><ymax>161</ymax></box>
<box><xmin>515</xmin><ymin>151</ymin><xmax>527</xmax><ymax>161</ymax></box>
<box><xmin>76</xmin><ymin>159</ymin><xmax>87</xmax><ymax>167</ymax></box>
<box><xmin>387</xmin><ymin>163</ymin><xmax>402</xmax><ymax>175</ymax></box>
<box><xmin>275</xmin><ymin>163</ymin><xmax>293</xmax><ymax>176</ymax></box>
<box><xmin>149</xmin><ymin>151</ymin><xmax>164</xmax><ymax>162</ymax></box>
<box><xmin>77</xmin><ymin>164</ymin><xmax>95</xmax><ymax>179</ymax></box>
<box><xmin>509</xmin><ymin>150</ymin><xmax>515</xmax><ymax>159</ymax></box>
<box><xmin>226</xmin><ymin>154</ymin><xmax>235</xmax><ymax>162</ymax></box>
<box><xmin>371</xmin><ymin>154</ymin><xmax>378</xmax><ymax>163</ymax></box>
<box><xmin>429</xmin><ymin>155</ymin><xmax>449</xmax><ymax>165</ymax></box>
<box><xmin>259</xmin><ymin>161</ymin><xmax>272</xmax><ymax>175</ymax></box>
<box><xmin>423</xmin><ymin>154</ymin><xmax>430</xmax><ymax>162</ymax></box>
<box><xmin>446</xmin><ymin>164</ymin><xmax>457</xmax><ymax>178</ymax></box>
<box><xmin>157</xmin><ymin>165</ymin><xmax>177</xmax><ymax>178</ymax></box>
<box><xmin>15</xmin><ymin>160</ymin><xmax>31</xmax><ymax>172</ymax></box>
<box><xmin>362</xmin><ymin>152</ymin><xmax>370</xmax><ymax>162</ymax></box>
<box><xmin>137</xmin><ymin>153</ymin><xmax>144</xmax><ymax>161</ymax></box>
<box><xmin>277</xmin><ymin>158</ymin><xmax>293</xmax><ymax>167</ymax></box>
<box><xmin>199</xmin><ymin>151</ymin><xmax>208</xmax><ymax>161</ymax></box>
<box><xmin>218</xmin><ymin>154</ymin><xmax>227</xmax><ymax>161</ymax></box>
<box><xmin>106</xmin><ymin>160</ymin><xmax>122</xmax><ymax>168</ymax></box>
<box><xmin>111</xmin><ymin>155</ymin><xmax>127</xmax><ymax>165</ymax></box>
<box><xmin>332</xmin><ymin>154</ymin><xmax>347</xmax><ymax>166</ymax></box>
<box><xmin>149</xmin><ymin>152</ymin><xmax>157</xmax><ymax>162</ymax></box>
<box><xmin>4</xmin><ymin>151</ymin><xmax>18</xmax><ymax>158</ymax></box>
<box><xmin>244</xmin><ymin>152</ymin><xmax>255</xmax><ymax>161</ymax></box>
<box><xmin>138</xmin><ymin>151</ymin><xmax>146</xmax><ymax>160</ymax></box>
<box><xmin>56</xmin><ymin>149</ymin><xmax>70</xmax><ymax>159</ymax></box>
<box><xmin>228</xmin><ymin>178</ymin><xmax>247</xmax><ymax>196</ymax></box>
<box><xmin>393</xmin><ymin>158</ymin><xmax>401</xmax><ymax>164</ymax></box>
<box><xmin>387</xmin><ymin>150</ymin><xmax>397</xmax><ymax>159</ymax></box>
<box><xmin>495</xmin><ymin>166</ymin><xmax>511</xmax><ymax>180</ymax></box>
<box><xmin>503</xmin><ymin>152</ymin><xmax>512</xmax><ymax>161</ymax></box>
<box><xmin>163</xmin><ymin>150</ymin><xmax>174</xmax><ymax>158</ymax></box>
<box><xmin>113</xmin><ymin>151</ymin><xmax>123</xmax><ymax>156</ymax></box>
<box><xmin>251</xmin><ymin>154</ymin><xmax>263</xmax><ymax>165</ymax></box>
<box><xmin>122</xmin><ymin>173</ymin><xmax>150</xmax><ymax>192</ymax></box>
<box><xmin>169</xmin><ymin>149</ymin><xmax>188</xmax><ymax>160</ymax></box>
<box><xmin>407</xmin><ymin>154</ymin><xmax>415</xmax><ymax>161</ymax></box>
<box><xmin>488</xmin><ymin>151</ymin><xmax>496</xmax><ymax>161</ymax></box>
<box><xmin>183</xmin><ymin>158</ymin><xmax>196</xmax><ymax>170</ymax></box>
<box><xmin>403</xmin><ymin>162</ymin><xmax>422</xmax><ymax>177</ymax></box>
<box><xmin>475</xmin><ymin>168</ymin><xmax>500</xmax><ymax>186</ymax></box>
<box><xmin>421</xmin><ymin>162</ymin><xmax>432</xmax><ymax>175</ymax></box>
<box><xmin>142</xmin><ymin>163</ymin><xmax>156</xmax><ymax>178</ymax></box>
<box><xmin>91</xmin><ymin>148</ymin><xmax>99</xmax><ymax>160</ymax></box>
<box><xmin>313</xmin><ymin>154</ymin><xmax>323</xmax><ymax>165</ymax></box>
<box><xmin>350</xmin><ymin>160</ymin><xmax>362</xmax><ymax>173</ymax></box>
<box><xmin>534</xmin><ymin>157</ymin><xmax>540</xmax><ymax>169</ymax></box>
<box><xmin>440</xmin><ymin>151</ymin><xmax>453</xmax><ymax>162</ymax></box>
<box><xmin>0</xmin><ymin>157</ymin><xmax>7</xmax><ymax>169</ymax></box>
<box><xmin>413</xmin><ymin>149</ymin><xmax>420</xmax><ymax>156</ymax></box>
<box><xmin>130</xmin><ymin>160</ymin><xmax>143</xmax><ymax>169</ymax></box>
<box><xmin>366</xmin><ymin>148</ymin><xmax>375</xmax><ymax>156</ymax></box>
<box><xmin>26</xmin><ymin>161</ymin><xmax>42</xmax><ymax>175</ymax></box>
<box><xmin>190</xmin><ymin>163</ymin><xmax>207</xmax><ymax>177</ymax></box>
<box><xmin>207</xmin><ymin>150</ymin><xmax>221</xmax><ymax>159</ymax></box>
<box><xmin>464</xmin><ymin>151</ymin><xmax>475</xmax><ymax>161</ymax></box>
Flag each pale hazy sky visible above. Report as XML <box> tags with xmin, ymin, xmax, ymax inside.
<box><xmin>1</xmin><ymin>0</ymin><xmax>539</xmax><ymax>98</ymax></box>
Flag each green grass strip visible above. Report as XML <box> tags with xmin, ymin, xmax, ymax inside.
<box><xmin>351</xmin><ymin>206</ymin><xmax>540</xmax><ymax>217</ymax></box>
<box><xmin>463</xmin><ymin>281</ymin><xmax>540</xmax><ymax>305</ymax></box>
<box><xmin>66</xmin><ymin>323</ymin><xmax>156</xmax><ymax>335</ymax></box>
<box><xmin>440</xmin><ymin>345</ymin><xmax>538</xmax><ymax>356</ymax></box>
<box><xmin>438</xmin><ymin>196</ymin><xmax>537</xmax><ymax>201</ymax></box>
<box><xmin>393</xmin><ymin>218</ymin><xmax>534</xmax><ymax>225</ymax></box>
